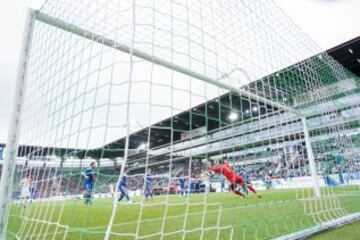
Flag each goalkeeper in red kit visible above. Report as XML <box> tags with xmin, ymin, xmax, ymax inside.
<box><xmin>209</xmin><ymin>158</ymin><xmax>261</xmax><ymax>198</ymax></box>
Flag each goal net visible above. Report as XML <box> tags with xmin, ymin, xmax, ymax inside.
<box><xmin>1</xmin><ymin>0</ymin><xmax>360</xmax><ymax>239</ymax></box>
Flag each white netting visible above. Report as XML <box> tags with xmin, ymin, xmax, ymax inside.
<box><xmin>1</xmin><ymin>0</ymin><xmax>359</xmax><ymax>239</ymax></box>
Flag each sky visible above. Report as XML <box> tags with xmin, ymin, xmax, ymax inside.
<box><xmin>0</xmin><ymin>0</ymin><xmax>359</xmax><ymax>145</ymax></box>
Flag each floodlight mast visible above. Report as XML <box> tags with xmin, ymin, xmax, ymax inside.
<box><xmin>0</xmin><ymin>10</ymin><xmax>35</xmax><ymax>240</ymax></box>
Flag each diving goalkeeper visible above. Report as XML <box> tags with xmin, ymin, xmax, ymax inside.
<box><xmin>209</xmin><ymin>158</ymin><xmax>261</xmax><ymax>198</ymax></box>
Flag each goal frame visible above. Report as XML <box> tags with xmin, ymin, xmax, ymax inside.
<box><xmin>1</xmin><ymin>7</ymin><xmax>358</xmax><ymax>240</ymax></box>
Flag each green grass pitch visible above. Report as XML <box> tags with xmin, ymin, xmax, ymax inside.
<box><xmin>6</xmin><ymin>186</ymin><xmax>360</xmax><ymax>239</ymax></box>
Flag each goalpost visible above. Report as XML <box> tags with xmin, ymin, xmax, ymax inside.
<box><xmin>0</xmin><ymin>9</ymin><xmax>35</xmax><ymax>239</ymax></box>
<box><xmin>1</xmin><ymin>0</ymin><xmax>360</xmax><ymax>239</ymax></box>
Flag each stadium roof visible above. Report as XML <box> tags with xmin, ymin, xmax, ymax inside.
<box><xmin>328</xmin><ymin>36</ymin><xmax>360</xmax><ymax>77</ymax></box>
